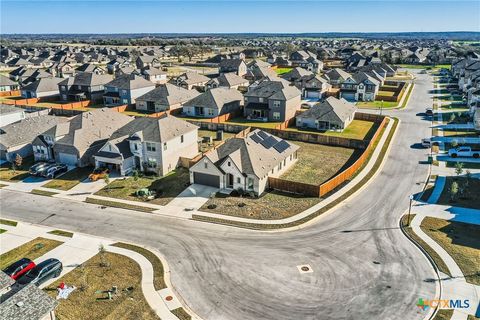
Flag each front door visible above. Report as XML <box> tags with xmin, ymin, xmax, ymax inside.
<box><xmin>227</xmin><ymin>173</ymin><xmax>234</xmax><ymax>188</ymax></box>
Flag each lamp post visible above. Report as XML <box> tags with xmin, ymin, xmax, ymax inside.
<box><xmin>407</xmin><ymin>194</ymin><xmax>414</xmax><ymax>226</ymax></box>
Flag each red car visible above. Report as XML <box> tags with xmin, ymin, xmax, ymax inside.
<box><xmin>2</xmin><ymin>258</ymin><xmax>36</xmax><ymax>280</ymax></box>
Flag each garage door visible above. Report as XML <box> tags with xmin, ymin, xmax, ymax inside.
<box><xmin>341</xmin><ymin>92</ymin><xmax>356</xmax><ymax>102</ymax></box>
<box><xmin>193</xmin><ymin>172</ymin><xmax>220</xmax><ymax>188</ymax></box>
<box><xmin>58</xmin><ymin>153</ymin><xmax>78</xmax><ymax>166</ymax></box>
<box><xmin>306</xmin><ymin>91</ymin><xmax>320</xmax><ymax>99</ymax></box>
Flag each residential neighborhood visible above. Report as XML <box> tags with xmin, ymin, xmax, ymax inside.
<box><xmin>0</xmin><ymin>3</ymin><xmax>479</xmax><ymax>320</ymax></box>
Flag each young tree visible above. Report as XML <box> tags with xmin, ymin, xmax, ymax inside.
<box><xmin>104</xmin><ymin>174</ymin><xmax>110</xmax><ymax>193</ymax></box>
<box><xmin>450</xmin><ymin>181</ymin><xmax>458</xmax><ymax>202</ymax></box>
<box><xmin>98</xmin><ymin>244</ymin><xmax>110</xmax><ymax>268</ymax></box>
<box><xmin>132</xmin><ymin>169</ymin><xmax>139</xmax><ymax>188</ymax></box>
<box><xmin>454</xmin><ymin>162</ymin><xmax>464</xmax><ymax>177</ymax></box>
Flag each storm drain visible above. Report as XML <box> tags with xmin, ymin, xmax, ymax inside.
<box><xmin>297</xmin><ymin>264</ymin><xmax>313</xmax><ymax>274</ymax></box>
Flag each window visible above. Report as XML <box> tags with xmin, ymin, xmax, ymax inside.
<box><xmin>147</xmin><ymin>158</ymin><xmax>157</xmax><ymax>168</ymax></box>
<box><xmin>273</xmin><ymin>112</ymin><xmax>281</xmax><ymax>120</ymax></box>
<box><xmin>247</xmin><ymin>177</ymin><xmax>254</xmax><ymax>190</ymax></box>
<box><xmin>227</xmin><ymin>161</ymin><xmax>231</xmax><ymax>167</ymax></box>
<box><xmin>237</xmin><ymin>177</ymin><xmax>241</xmax><ymax>183</ymax></box>
<box><xmin>134</xmin><ymin>144</ymin><xmax>138</xmax><ymax>151</ymax></box>
<box><xmin>163</xmin><ymin>142</ymin><xmax>167</xmax><ymax>151</ymax></box>
<box><xmin>122</xmin><ymin>90</ymin><xmax>128</xmax><ymax>96</ymax></box>
<box><xmin>273</xmin><ymin>100</ymin><xmax>281</xmax><ymax>108</ymax></box>
<box><xmin>259</xmin><ymin>97</ymin><xmax>264</xmax><ymax>103</ymax></box>
<box><xmin>180</xmin><ymin>135</ymin><xmax>184</xmax><ymax>143</ymax></box>
<box><xmin>204</xmin><ymin>160</ymin><xmax>208</xmax><ymax>169</ymax></box>
<box><xmin>146</xmin><ymin>142</ymin><xmax>156</xmax><ymax>152</ymax></box>
<box><xmin>207</xmin><ymin>109</ymin><xmax>215</xmax><ymax>116</ymax></box>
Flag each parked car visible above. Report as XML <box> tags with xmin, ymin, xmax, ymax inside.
<box><xmin>89</xmin><ymin>168</ymin><xmax>109</xmax><ymax>181</ymax></box>
<box><xmin>43</xmin><ymin>164</ymin><xmax>68</xmax><ymax>179</ymax></box>
<box><xmin>2</xmin><ymin>258</ymin><xmax>36</xmax><ymax>280</ymax></box>
<box><xmin>448</xmin><ymin>146</ymin><xmax>480</xmax><ymax>158</ymax></box>
<box><xmin>29</xmin><ymin>162</ymin><xmax>49</xmax><ymax>176</ymax></box>
<box><xmin>16</xmin><ymin>258</ymin><xmax>62</xmax><ymax>286</ymax></box>
<box><xmin>421</xmin><ymin>138</ymin><xmax>432</xmax><ymax>148</ymax></box>
<box><xmin>35</xmin><ymin>163</ymin><xmax>57</xmax><ymax>177</ymax></box>
<box><xmin>425</xmin><ymin>108</ymin><xmax>434</xmax><ymax>116</ymax></box>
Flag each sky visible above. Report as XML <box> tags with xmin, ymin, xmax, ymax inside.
<box><xmin>1</xmin><ymin>0</ymin><xmax>479</xmax><ymax>34</ymax></box>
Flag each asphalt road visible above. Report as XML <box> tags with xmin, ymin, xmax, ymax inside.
<box><xmin>0</xmin><ymin>71</ymin><xmax>436</xmax><ymax>320</ymax></box>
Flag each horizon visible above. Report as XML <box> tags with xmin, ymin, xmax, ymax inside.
<box><xmin>2</xmin><ymin>0</ymin><xmax>479</xmax><ymax>34</ymax></box>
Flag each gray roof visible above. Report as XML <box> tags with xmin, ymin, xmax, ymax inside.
<box><xmin>105</xmin><ymin>74</ymin><xmax>154</xmax><ymax>90</ymax></box>
<box><xmin>325</xmin><ymin>68</ymin><xmax>352</xmax><ymax>82</ymax></box>
<box><xmin>0</xmin><ymin>284</ymin><xmax>58</xmax><ymax>320</ymax></box>
<box><xmin>0</xmin><ymin>115</ymin><xmax>68</xmax><ymax>148</ymax></box>
<box><xmin>0</xmin><ymin>75</ymin><xmax>17</xmax><ymax>86</ymax></box>
<box><xmin>0</xmin><ymin>105</ymin><xmax>24</xmax><ymax>116</ymax></box>
<box><xmin>219</xmin><ymin>59</ymin><xmax>245</xmax><ymax>70</ymax></box>
<box><xmin>174</xmin><ymin>72</ymin><xmax>209</xmax><ymax>85</ymax></box>
<box><xmin>21</xmin><ymin>77</ymin><xmax>63</xmax><ymax>93</ymax></box>
<box><xmin>59</xmin><ymin>72</ymin><xmax>113</xmax><ymax>87</ymax></box>
<box><xmin>0</xmin><ymin>272</ymin><xmax>14</xmax><ymax>292</ymax></box>
<box><xmin>184</xmin><ymin>87</ymin><xmax>243</xmax><ymax>110</ymax></box>
<box><xmin>136</xmin><ymin>84</ymin><xmax>200</xmax><ymax>106</ymax></box>
<box><xmin>297</xmin><ymin>97</ymin><xmax>357</xmax><ymax>123</ymax></box>
<box><xmin>245</xmin><ymin>79</ymin><xmax>301</xmax><ymax>101</ymax></box>
<box><xmin>215</xmin><ymin>73</ymin><xmax>248</xmax><ymax>87</ymax></box>
<box><xmin>281</xmin><ymin>67</ymin><xmax>314</xmax><ymax>81</ymax></box>
<box><xmin>205</xmin><ymin>129</ymin><xmax>299</xmax><ymax>178</ymax></box>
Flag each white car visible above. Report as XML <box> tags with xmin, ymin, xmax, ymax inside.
<box><xmin>448</xmin><ymin>146</ymin><xmax>480</xmax><ymax>158</ymax></box>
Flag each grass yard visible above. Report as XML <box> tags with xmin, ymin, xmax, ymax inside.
<box><xmin>0</xmin><ymin>156</ymin><xmax>35</xmax><ymax>181</ymax></box>
<box><xmin>356</xmin><ymin>100</ymin><xmax>398</xmax><ymax>109</ymax></box>
<box><xmin>200</xmin><ymin>190</ymin><xmax>321</xmax><ymax>220</ymax></box>
<box><xmin>112</xmin><ymin>242</ymin><xmax>166</xmax><ymax>290</ymax></box>
<box><xmin>95</xmin><ymin>168</ymin><xmax>190</xmax><ymax>206</ymax></box>
<box><xmin>433</xmin><ymin>309</ymin><xmax>454</xmax><ymax>320</ymax></box>
<box><xmin>0</xmin><ymin>237</ymin><xmax>63</xmax><ymax>270</ymax></box>
<box><xmin>442</xmin><ymin>130</ymin><xmax>479</xmax><ymax>137</ymax></box>
<box><xmin>446</xmin><ymin>162</ymin><xmax>480</xmax><ymax>169</ymax></box>
<box><xmin>274</xmin><ymin>67</ymin><xmax>293</xmax><ymax>75</ymax></box>
<box><xmin>42</xmin><ymin>166</ymin><xmax>93</xmax><ymax>190</ymax></box>
<box><xmin>0</xmin><ymin>229</ymin><xmax>6</xmax><ymax>234</ymax></box>
<box><xmin>0</xmin><ymin>218</ymin><xmax>18</xmax><ymax>226</ymax></box>
<box><xmin>31</xmin><ymin>189</ymin><xmax>59</xmax><ymax>197</ymax></box>
<box><xmin>286</xmin><ymin>119</ymin><xmax>377</xmax><ymax>140</ymax></box>
<box><xmin>437</xmin><ymin>176</ymin><xmax>480</xmax><ymax>209</ymax></box>
<box><xmin>171</xmin><ymin>308</ymin><xmax>192</xmax><ymax>320</ymax></box>
<box><xmin>377</xmin><ymin>90</ymin><xmax>395</xmax><ymax>97</ymax></box>
<box><xmin>280</xmin><ymin>141</ymin><xmax>359</xmax><ymax>185</ymax></box>
<box><xmin>48</xmin><ymin>230</ymin><xmax>74</xmax><ymax>238</ymax></box>
<box><xmin>225</xmin><ymin>117</ymin><xmax>282</xmax><ymax>129</ymax></box>
<box><xmin>198</xmin><ymin>129</ymin><xmax>236</xmax><ymax>152</ymax></box>
<box><xmin>45</xmin><ymin>252</ymin><xmax>159</xmax><ymax>320</ymax></box>
<box><xmin>420</xmin><ymin>217</ymin><xmax>480</xmax><ymax>285</ymax></box>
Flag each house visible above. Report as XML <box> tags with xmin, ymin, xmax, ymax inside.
<box><xmin>340</xmin><ymin>72</ymin><xmax>380</xmax><ymax>101</ymax></box>
<box><xmin>135</xmin><ymin>84</ymin><xmax>199</xmax><ymax>113</ymax></box>
<box><xmin>244</xmin><ymin>79</ymin><xmax>301</xmax><ymax>122</ymax></box>
<box><xmin>0</xmin><ymin>115</ymin><xmax>68</xmax><ymax>161</ymax></box>
<box><xmin>218</xmin><ymin>59</ymin><xmax>248</xmax><ymax>76</ymax></box>
<box><xmin>58</xmin><ymin>72</ymin><xmax>113</xmax><ymax>102</ymax></box>
<box><xmin>281</xmin><ymin>67</ymin><xmax>330</xmax><ymax>99</ymax></box>
<box><xmin>182</xmin><ymin>87</ymin><xmax>243</xmax><ymax>118</ymax></box>
<box><xmin>296</xmin><ymin>97</ymin><xmax>357</xmax><ymax>131</ymax></box>
<box><xmin>0</xmin><ymin>75</ymin><xmax>18</xmax><ymax>92</ymax></box>
<box><xmin>0</xmin><ymin>105</ymin><xmax>25</xmax><ymax>127</ymax></box>
<box><xmin>136</xmin><ymin>55</ymin><xmax>161</xmax><ymax>69</ymax></box>
<box><xmin>36</xmin><ymin>108</ymin><xmax>132</xmax><ymax>167</ymax></box>
<box><xmin>0</xmin><ymin>274</ymin><xmax>57</xmax><ymax>320</ymax></box>
<box><xmin>289</xmin><ymin>50</ymin><xmax>323</xmax><ymax>73</ymax></box>
<box><xmin>324</xmin><ymin>68</ymin><xmax>352</xmax><ymax>88</ymax></box>
<box><xmin>139</xmin><ymin>66</ymin><xmax>167</xmax><ymax>84</ymax></box>
<box><xmin>93</xmin><ymin>115</ymin><xmax>198</xmax><ymax>176</ymax></box>
<box><xmin>172</xmin><ymin>72</ymin><xmax>210</xmax><ymax>90</ymax></box>
<box><xmin>106</xmin><ymin>58</ymin><xmax>131</xmax><ymax>74</ymax></box>
<box><xmin>206</xmin><ymin>73</ymin><xmax>250</xmax><ymax>90</ymax></box>
<box><xmin>103</xmin><ymin>74</ymin><xmax>155</xmax><ymax>106</ymax></box>
<box><xmin>189</xmin><ymin>129</ymin><xmax>299</xmax><ymax>195</ymax></box>
<box><xmin>75</xmin><ymin>63</ymin><xmax>106</xmax><ymax>75</ymax></box>
<box><xmin>21</xmin><ymin>77</ymin><xmax>63</xmax><ymax>99</ymax></box>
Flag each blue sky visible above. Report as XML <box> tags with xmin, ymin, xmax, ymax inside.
<box><xmin>1</xmin><ymin>1</ymin><xmax>479</xmax><ymax>34</ymax></box>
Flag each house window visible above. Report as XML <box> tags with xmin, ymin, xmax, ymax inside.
<box><xmin>247</xmin><ymin>177</ymin><xmax>254</xmax><ymax>190</ymax></box>
<box><xmin>245</xmin><ymin>97</ymin><xmax>248</xmax><ymax>102</ymax></box>
<box><xmin>122</xmin><ymin>90</ymin><xmax>127</xmax><ymax>96</ymax></box>
<box><xmin>259</xmin><ymin>97</ymin><xmax>264</xmax><ymax>103</ymax></box>
<box><xmin>284</xmin><ymin>159</ymin><xmax>286</xmax><ymax>166</ymax></box>
<box><xmin>273</xmin><ymin>112</ymin><xmax>281</xmax><ymax>120</ymax></box>
<box><xmin>146</xmin><ymin>142</ymin><xmax>156</xmax><ymax>152</ymax></box>
<box><xmin>237</xmin><ymin>177</ymin><xmax>241</xmax><ymax>183</ymax></box>
<box><xmin>204</xmin><ymin>160</ymin><xmax>208</xmax><ymax>169</ymax></box>
<box><xmin>163</xmin><ymin>142</ymin><xmax>167</xmax><ymax>151</ymax></box>
<box><xmin>273</xmin><ymin>100</ymin><xmax>280</xmax><ymax>108</ymax></box>
<box><xmin>134</xmin><ymin>144</ymin><xmax>138</xmax><ymax>151</ymax></box>
<box><xmin>279</xmin><ymin>162</ymin><xmax>282</xmax><ymax>170</ymax></box>
<box><xmin>227</xmin><ymin>161</ymin><xmax>231</xmax><ymax>167</ymax></box>
<box><xmin>180</xmin><ymin>135</ymin><xmax>184</xmax><ymax>143</ymax></box>
<box><xmin>147</xmin><ymin>158</ymin><xmax>157</xmax><ymax>168</ymax></box>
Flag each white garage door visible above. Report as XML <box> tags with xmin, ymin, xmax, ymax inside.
<box><xmin>58</xmin><ymin>153</ymin><xmax>78</xmax><ymax>166</ymax></box>
<box><xmin>341</xmin><ymin>92</ymin><xmax>356</xmax><ymax>102</ymax></box>
<box><xmin>306</xmin><ymin>91</ymin><xmax>320</xmax><ymax>99</ymax></box>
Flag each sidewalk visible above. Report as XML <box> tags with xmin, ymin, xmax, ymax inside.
<box><xmin>427</xmin><ymin>176</ymin><xmax>445</xmax><ymax>204</ymax></box>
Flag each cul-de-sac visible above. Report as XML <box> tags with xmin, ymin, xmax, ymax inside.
<box><xmin>0</xmin><ymin>1</ymin><xmax>479</xmax><ymax>320</ymax></box>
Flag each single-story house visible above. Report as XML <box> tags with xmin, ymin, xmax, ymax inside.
<box><xmin>0</xmin><ymin>105</ymin><xmax>25</xmax><ymax>127</ymax></box>
<box><xmin>135</xmin><ymin>83</ymin><xmax>200</xmax><ymax>113</ymax></box>
<box><xmin>172</xmin><ymin>72</ymin><xmax>210</xmax><ymax>90</ymax></box>
<box><xmin>94</xmin><ymin>115</ymin><xmax>199</xmax><ymax>176</ymax></box>
<box><xmin>182</xmin><ymin>87</ymin><xmax>243</xmax><ymax>118</ymax></box>
<box><xmin>0</xmin><ymin>75</ymin><xmax>18</xmax><ymax>92</ymax></box>
<box><xmin>21</xmin><ymin>77</ymin><xmax>63</xmax><ymax>99</ymax></box>
<box><xmin>296</xmin><ymin>97</ymin><xmax>357</xmax><ymax>131</ymax></box>
<box><xmin>206</xmin><ymin>73</ymin><xmax>250</xmax><ymax>90</ymax></box>
<box><xmin>189</xmin><ymin>129</ymin><xmax>299</xmax><ymax>195</ymax></box>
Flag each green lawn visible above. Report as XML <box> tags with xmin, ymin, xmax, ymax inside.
<box><xmin>274</xmin><ymin>67</ymin><xmax>293</xmax><ymax>75</ymax></box>
<box><xmin>287</xmin><ymin>119</ymin><xmax>377</xmax><ymax>140</ymax></box>
<box><xmin>280</xmin><ymin>141</ymin><xmax>358</xmax><ymax>185</ymax></box>
<box><xmin>437</xmin><ymin>176</ymin><xmax>480</xmax><ymax>209</ymax></box>
<box><xmin>42</xmin><ymin>166</ymin><xmax>93</xmax><ymax>190</ymax></box>
<box><xmin>421</xmin><ymin>217</ymin><xmax>480</xmax><ymax>285</ymax></box>
<box><xmin>198</xmin><ymin>129</ymin><xmax>236</xmax><ymax>152</ymax></box>
<box><xmin>95</xmin><ymin>168</ymin><xmax>190</xmax><ymax>206</ymax></box>
<box><xmin>225</xmin><ymin>117</ymin><xmax>282</xmax><ymax>129</ymax></box>
<box><xmin>356</xmin><ymin>100</ymin><xmax>398</xmax><ymax>109</ymax></box>
<box><xmin>0</xmin><ymin>219</ymin><xmax>18</xmax><ymax>226</ymax></box>
<box><xmin>0</xmin><ymin>157</ymin><xmax>35</xmax><ymax>181</ymax></box>
<box><xmin>0</xmin><ymin>237</ymin><xmax>63</xmax><ymax>270</ymax></box>
<box><xmin>377</xmin><ymin>90</ymin><xmax>395</xmax><ymax>97</ymax></box>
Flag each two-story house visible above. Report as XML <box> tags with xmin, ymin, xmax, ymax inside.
<box><xmin>182</xmin><ymin>87</ymin><xmax>243</xmax><ymax>118</ymax></box>
<box><xmin>289</xmin><ymin>50</ymin><xmax>323</xmax><ymax>73</ymax></box>
<box><xmin>340</xmin><ymin>72</ymin><xmax>380</xmax><ymax>102</ymax></box>
<box><xmin>218</xmin><ymin>59</ymin><xmax>248</xmax><ymax>76</ymax></box>
<box><xmin>206</xmin><ymin>73</ymin><xmax>250</xmax><ymax>90</ymax></box>
<box><xmin>58</xmin><ymin>72</ymin><xmax>113</xmax><ymax>102</ymax></box>
<box><xmin>171</xmin><ymin>72</ymin><xmax>210</xmax><ymax>90</ymax></box>
<box><xmin>93</xmin><ymin>115</ymin><xmax>198</xmax><ymax>176</ymax></box>
<box><xmin>103</xmin><ymin>74</ymin><xmax>156</xmax><ymax>106</ymax></box>
<box><xmin>281</xmin><ymin>67</ymin><xmax>331</xmax><ymax>99</ymax></box>
<box><xmin>243</xmin><ymin>79</ymin><xmax>301</xmax><ymax>122</ymax></box>
<box><xmin>324</xmin><ymin>68</ymin><xmax>352</xmax><ymax>88</ymax></box>
<box><xmin>135</xmin><ymin>83</ymin><xmax>200</xmax><ymax>113</ymax></box>
<box><xmin>136</xmin><ymin>55</ymin><xmax>161</xmax><ymax>69</ymax></box>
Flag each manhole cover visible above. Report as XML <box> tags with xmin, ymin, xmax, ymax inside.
<box><xmin>165</xmin><ymin>296</ymin><xmax>173</xmax><ymax>301</ymax></box>
<box><xmin>301</xmin><ymin>266</ymin><xmax>310</xmax><ymax>272</ymax></box>
<box><xmin>373</xmin><ymin>261</ymin><xmax>381</xmax><ymax>265</ymax></box>
<box><xmin>297</xmin><ymin>264</ymin><xmax>313</xmax><ymax>274</ymax></box>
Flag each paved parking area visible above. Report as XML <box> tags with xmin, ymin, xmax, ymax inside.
<box><xmin>157</xmin><ymin>184</ymin><xmax>218</xmax><ymax>215</ymax></box>
<box><xmin>3</xmin><ymin>176</ymin><xmax>48</xmax><ymax>192</ymax></box>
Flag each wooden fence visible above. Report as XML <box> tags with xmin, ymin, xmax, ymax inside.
<box><xmin>376</xmin><ymin>81</ymin><xmax>407</xmax><ymax>102</ymax></box>
<box><xmin>0</xmin><ymin>90</ymin><xmax>21</xmax><ymax>97</ymax></box>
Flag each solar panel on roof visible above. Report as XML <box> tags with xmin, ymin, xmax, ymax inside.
<box><xmin>273</xmin><ymin>140</ymin><xmax>291</xmax><ymax>153</ymax></box>
<box><xmin>257</xmin><ymin>131</ymin><xmax>269</xmax><ymax>139</ymax></box>
<box><xmin>250</xmin><ymin>133</ymin><xmax>262</xmax><ymax>144</ymax></box>
<box><xmin>261</xmin><ymin>136</ymin><xmax>278</xmax><ymax>149</ymax></box>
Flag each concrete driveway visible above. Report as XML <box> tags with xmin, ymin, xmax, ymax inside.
<box><xmin>156</xmin><ymin>184</ymin><xmax>219</xmax><ymax>216</ymax></box>
<box><xmin>3</xmin><ymin>176</ymin><xmax>48</xmax><ymax>192</ymax></box>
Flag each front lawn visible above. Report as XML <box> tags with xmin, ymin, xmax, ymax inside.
<box><xmin>42</xmin><ymin>166</ymin><xmax>93</xmax><ymax>190</ymax></box>
<box><xmin>200</xmin><ymin>190</ymin><xmax>321</xmax><ymax>220</ymax></box>
<box><xmin>0</xmin><ymin>156</ymin><xmax>35</xmax><ymax>181</ymax></box>
<box><xmin>281</xmin><ymin>141</ymin><xmax>359</xmax><ymax>185</ymax></box>
<box><xmin>421</xmin><ymin>217</ymin><xmax>480</xmax><ymax>285</ymax></box>
<box><xmin>95</xmin><ymin>168</ymin><xmax>190</xmax><ymax>206</ymax></box>
<box><xmin>0</xmin><ymin>237</ymin><xmax>63</xmax><ymax>270</ymax></box>
<box><xmin>45</xmin><ymin>251</ymin><xmax>159</xmax><ymax>320</ymax></box>
<box><xmin>437</xmin><ymin>176</ymin><xmax>480</xmax><ymax>209</ymax></box>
